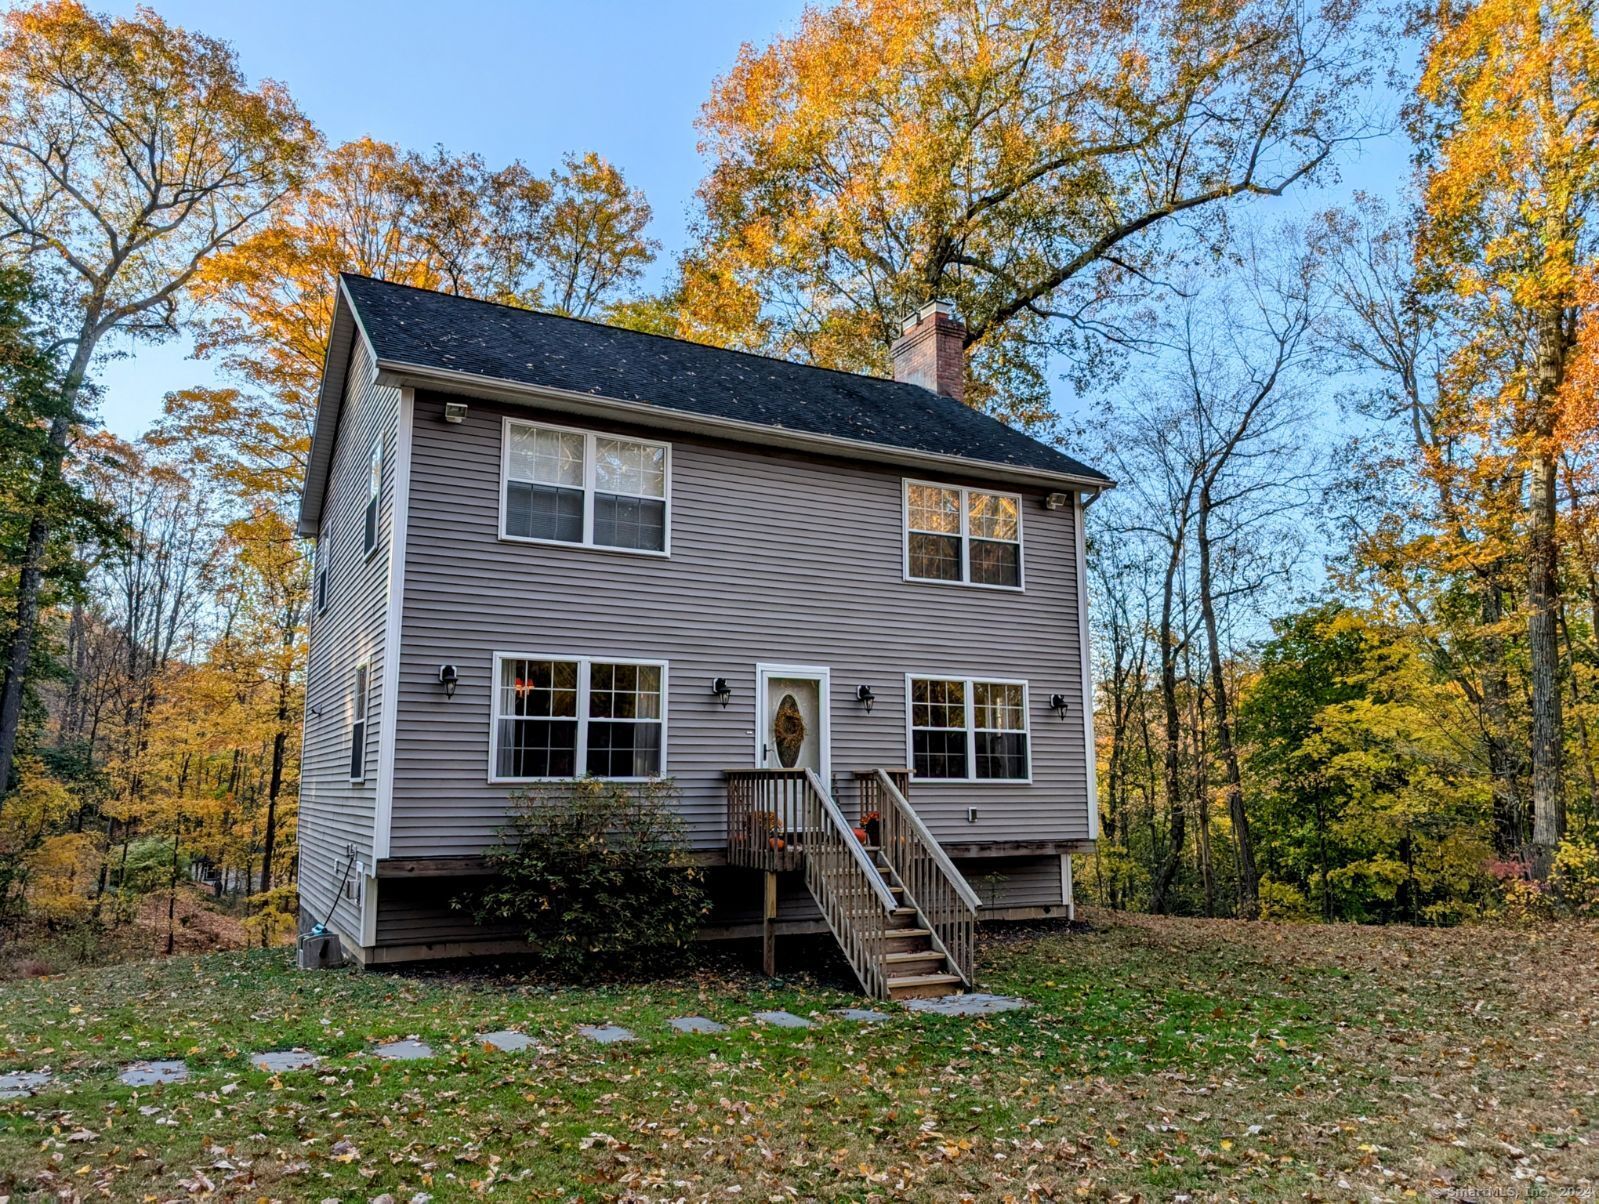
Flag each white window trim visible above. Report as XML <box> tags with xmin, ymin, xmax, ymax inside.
<box><xmin>903</xmin><ymin>672</ymin><xmax>1032</xmax><ymax>784</ymax></box>
<box><xmin>488</xmin><ymin>651</ymin><xmax>670</xmax><ymax>784</ymax></box>
<box><xmin>901</xmin><ymin>478</ymin><xmax>1025</xmax><ymax>591</ymax></box>
<box><xmin>364</xmin><ymin>435</ymin><xmax>383</xmax><ymax>560</ymax></box>
<box><xmin>498</xmin><ymin>416</ymin><xmax>673</xmax><ymax>558</ymax></box>
<box><xmin>350</xmin><ymin>658</ymin><xmax>372</xmax><ymax>784</ymax></box>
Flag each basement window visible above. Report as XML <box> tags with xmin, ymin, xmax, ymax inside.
<box><xmin>492</xmin><ymin>654</ymin><xmax>666</xmax><ymax>781</ymax></box>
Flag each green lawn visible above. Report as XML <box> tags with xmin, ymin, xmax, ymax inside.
<box><xmin>0</xmin><ymin>910</ymin><xmax>1593</xmax><ymax>1200</ymax></box>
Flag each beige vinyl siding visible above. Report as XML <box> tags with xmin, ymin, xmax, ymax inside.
<box><xmin>959</xmin><ymin>855</ymin><xmax>1064</xmax><ymax>911</ymax></box>
<box><xmin>298</xmin><ymin>339</ymin><xmax>400</xmax><ymax>944</ymax></box>
<box><xmin>389</xmin><ymin>390</ymin><xmax>1089</xmax><ymax>865</ymax></box>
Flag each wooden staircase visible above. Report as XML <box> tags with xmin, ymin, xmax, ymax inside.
<box><xmin>866</xmin><ymin>847</ymin><xmax>966</xmax><ymax>999</ymax></box>
<box><xmin>726</xmin><ymin>767</ymin><xmax>980</xmax><ymax>1001</ymax></box>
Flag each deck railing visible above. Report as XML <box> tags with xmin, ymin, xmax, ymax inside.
<box><xmin>725</xmin><ymin>768</ymin><xmax>898</xmax><ymax>997</ymax></box>
<box><xmin>859</xmin><ymin>768</ymin><xmax>981</xmax><ymax>987</ymax></box>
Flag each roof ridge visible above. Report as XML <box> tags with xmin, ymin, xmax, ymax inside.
<box><xmin>339</xmin><ymin>271</ymin><xmax>934</xmax><ymax>396</ymax></box>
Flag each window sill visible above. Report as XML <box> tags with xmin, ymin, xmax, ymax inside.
<box><xmin>488</xmin><ymin>774</ymin><xmax>664</xmax><ymax>786</ymax></box>
<box><xmin>497</xmin><ymin>532</ymin><xmax>670</xmax><ymax>559</ymax></box>
<box><xmin>903</xmin><ymin>574</ymin><xmax>1024</xmax><ymax>593</ymax></box>
<box><xmin>909</xmin><ymin>776</ymin><xmax>1034</xmax><ymax>786</ymax></box>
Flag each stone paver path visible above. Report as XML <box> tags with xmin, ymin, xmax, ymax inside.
<box><xmin>667</xmin><ymin>1016</ymin><xmax>726</xmax><ymax>1034</ymax></box>
<box><xmin>578</xmin><ymin>1023</ymin><xmax>634</xmax><ymax>1044</ymax></box>
<box><xmin>0</xmin><ymin>1070</ymin><xmax>51</xmax><ymax>1098</ymax></box>
<box><xmin>119</xmin><ymin>1060</ymin><xmax>188</xmax><ymax>1086</ymax></box>
<box><xmin>753</xmin><ymin>1010</ymin><xmax>812</xmax><ymax>1028</ymax></box>
<box><xmin>835</xmin><ymin>1007</ymin><xmax>892</xmax><ymax>1022</ymax></box>
<box><xmin>904</xmin><ymin>993</ymin><xmax>1030</xmax><ymax>1017</ymax></box>
<box><xmin>476</xmin><ymin>1030</ymin><xmax>538</xmax><ymax>1052</ymax></box>
<box><xmin>252</xmin><ymin>1050</ymin><xmax>322</xmax><ymax>1073</ymax></box>
<box><xmin>372</xmin><ymin>1039</ymin><xmax>433</xmax><ymax>1061</ymax></box>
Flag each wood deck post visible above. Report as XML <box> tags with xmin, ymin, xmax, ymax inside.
<box><xmin>762</xmin><ymin>870</ymin><xmax>778</xmax><ymax>976</ymax></box>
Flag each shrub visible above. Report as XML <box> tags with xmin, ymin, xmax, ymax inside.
<box><xmin>1550</xmin><ymin>839</ymin><xmax>1599</xmax><ymax>918</ymax></box>
<box><xmin>1256</xmin><ymin>875</ymin><xmax>1314</xmax><ymax>922</ymax></box>
<box><xmin>459</xmin><ymin>777</ymin><xmax>708</xmax><ymax>978</ymax></box>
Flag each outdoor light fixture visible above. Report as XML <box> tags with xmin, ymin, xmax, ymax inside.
<box><xmin>1043</xmin><ymin>491</ymin><xmax>1071</xmax><ymax>510</ymax></box>
<box><xmin>712</xmin><ymin>677</ymin><xmax>732</xmax><ymax>708</ymax></box>
<box><xmin>443</xmin><ymin>401</ymin><xmax>469</xmax><ymax>424</ymax></box>
<box><xmin>438</xmin><ymin>664</ymin><xmax>460</xmax><ymax>699</ymax></box>
<box><xmin>1049</xmin><ymin>692</ymin><xmax>1070</xmax><ymax>719</ymax></box>
<box><xmin>855</xmin><ymin>684</ymin><xmax>876</xmax><ymax>713</ymax></box>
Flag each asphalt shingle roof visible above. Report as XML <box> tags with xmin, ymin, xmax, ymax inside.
<box><xmin>341</xmin><ymin>274</ymin><xmax>1109</xmax><ymax>483</ymax></box>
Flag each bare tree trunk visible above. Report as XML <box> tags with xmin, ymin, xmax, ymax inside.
<box><xmin>0</xmin><ymin>331</ymin><xmax>95</xmax><ymax>803</ymax></box>
<box><xmin>1528</xmin><ymin>306</ymin><xmax>1568</xmax><ymax>869</ymax></box>
<box><xmin>1151</xmin><ymin>544</ymin><xmax>1186</xmax><ymax>914</ymax></box>
<box><xmin>1479</xmin><ymin>581</ymin><xmax>1527</xmax><ymax>853</ymax></box>
<box><xmin>1197</xmin><ymin>486</ymin><xmax>1259</xmax><ymax>916</ymax></box>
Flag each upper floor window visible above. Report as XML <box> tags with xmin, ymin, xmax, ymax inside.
<box><xmin>904</xmin><ymin>481</ymin><xmax>1022</xmax><ymax>588</ymax></box>
<box><xmin>908</xmin><ymin>675</ymin><xmax>1029</xmax><ymax>782</ymax></box>
<box><xmin>491</xmin><ymin>654</ymin><xmax>666</xmax><ymax>781</ymax></box>
<box><xmin>364</xmin><ymin>437</ymin><xmax>382</xmax><ymax>556</ymax></box>
<box><xmin>502</xmin><ymin>419</ymin><xmax>669</xmax><ymax>554</ymax></box>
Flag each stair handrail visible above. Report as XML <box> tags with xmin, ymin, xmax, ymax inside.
<box><xmin>874</xmin><ymin>770</ymin><xmax>981</xmax><ymax>912</ymax></box>
<box><xmin>871</xmin><ymin>768</ymin><xmax>979</xmax><ymax>987</ymax></box>
<box><xmin>796</xmin><ymin>768</ymin><xmax>896</xmax><ymax>998</ymax></box>
<box><xmin>806</xmin><ymin>769</ymin><xmax>899</xmax><ymax>913</ymax></box>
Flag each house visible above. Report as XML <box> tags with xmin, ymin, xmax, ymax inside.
<box><xmin>295</xmin><ymin>276</ymin><xmax>1112</xmax><ymax>999</ymax></box>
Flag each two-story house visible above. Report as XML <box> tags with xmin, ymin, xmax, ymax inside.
<box><xmin>296</xmin><ymin>276</ymin><xmax>1111</xmax><ymax>999</ymax></box>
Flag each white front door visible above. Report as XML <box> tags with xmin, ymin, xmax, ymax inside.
<box><xmin>756</xmin><ymin>664</ymin><xmax>831</xmax><ymax>781</ymax></box>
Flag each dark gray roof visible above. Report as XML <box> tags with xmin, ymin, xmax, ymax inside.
<box><xmin>340</xmin><ymin>274</ymin><xmax>1109</xmax><ymax>484</ymax></box>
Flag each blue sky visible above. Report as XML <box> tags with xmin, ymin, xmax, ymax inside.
<box><xmin>91</xmin><ymin>0</ymin><xmax>810</xmax><ymax>437</ymax></box>
<box><xmin>87</xmin><ymin>0</ymin><xmax>1408</xmax><ymax>441</ymax></box>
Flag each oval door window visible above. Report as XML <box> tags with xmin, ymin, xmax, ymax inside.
<box><xmin>773</xmin><ymin>693</ymin><xmax>806</xmax><ymax>768</ymax></box>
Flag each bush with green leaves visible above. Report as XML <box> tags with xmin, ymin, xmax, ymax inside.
<box><xmin>459</xmin><ymin>776</ymin><xmax>708</xmax><ymax>978</ymax></box>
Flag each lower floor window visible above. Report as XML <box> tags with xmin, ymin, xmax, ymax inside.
<box><xmin>494</xmin><ymin>655</ymin><xmax>664</xmax><ymax>780</ymax></box>
<box><xmin>910</xmin><ymin>676</ymin><xmax>1029</xmax><ymax>781</ymax></box>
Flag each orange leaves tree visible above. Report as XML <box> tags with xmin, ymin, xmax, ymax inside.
<box><xmin>1414</xmin><ymin>0</ymin><xmax>1599</xmax><ymax>864</ymax></box>
<box><xmin>164</xmin><ymin>138</ymin><xmax>656</xmax><ymax>506</ymax></box>
<box><xmin>685</xmin><ymin>0</ymin><xmax>1378</xmax><ymax>430</ymax></box>
<box><xmin>0</xmin><ymin>0</ymin><xmax>315</xmax><ymax>803</ymax></box>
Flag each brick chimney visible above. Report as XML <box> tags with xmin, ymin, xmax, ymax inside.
<box><xmin>890</xmin><ymin>300</ymin><xmax>966</xmax><ymax>403</ymax></box>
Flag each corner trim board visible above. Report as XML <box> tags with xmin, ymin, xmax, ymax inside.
<box><xmin>1075</xmin><ymin>492</ymin><xmax>1099</xmax><ymax>841</ymax></box>
<box><xmin>372</xmin><ymin>387</ymin><xmax>413</xmax><ymax>861</ymax></box>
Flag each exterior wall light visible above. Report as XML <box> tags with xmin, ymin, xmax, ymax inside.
<box><xmin>855</xmin><ymin>684</ymin><xmax>876</xmax><ymax>713</ymax></box>
<box><xmin>1043</xmin><ymin>491</ymin><xmax>1071</xmax><ymax>510</ymax></box>
<box><xmin>443</xmin><ymin>401</ymin><xmax>468</xmax><ymax>424</ymax></box>
<box><xmin>438</xmin><ymin>663</ymin><xmax>459</xmax><ymax>699</ymax></box>
<box><xmin>1049</xmin><ymin>692</ymin><xmax>1069</xmax><ymax>719</ymax></box>
<box><xmin>712</xmin><ymin>677</ymin><xmax>732</xmax><ymax>708</ymax></box>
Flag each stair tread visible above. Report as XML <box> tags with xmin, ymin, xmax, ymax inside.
<box><xmin>883</xmin><ymin>927</ymin><xmax>931</xmax><ymax>938</ymax></box>
<box><xmin>885</xmin><ymin>972</ymin><xmax>964</xmax><ymax>985</ymax></box>
<box><xmin>883</xmin><ymin>950</ymin><xmax>946</xmax><ymax>963</ymax></box>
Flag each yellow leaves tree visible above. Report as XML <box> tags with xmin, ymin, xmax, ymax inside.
<box><xmin>0</xmin><ymin>0</ymin><xmax>315</xmax><ymax>804</ymax></box>
<box><xmin>164</xmin><ymin>138</ymin><xmax>655</xmax><ymax>505</ymax></box>
<box><xmin>1415</xmin><ymin>0</ymin><xmax>1599</xmax><ymax>862</ymax></box>
<box><xmin>684</xmin><ymin>0</ymin><xmax>1377</xmax><ymax>429</ymax></box>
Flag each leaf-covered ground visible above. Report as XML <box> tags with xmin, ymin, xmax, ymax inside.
<box><xmin>0</xmin><ymin>910</ymin><xmax>1593</xmax><ymax>1200</ymax></box>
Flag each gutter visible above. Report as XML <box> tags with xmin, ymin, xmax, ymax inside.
<box><xmin>374</xmin><ymin>358</ymin><xmax>1118</xmax><ymax>495</ymax></box>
